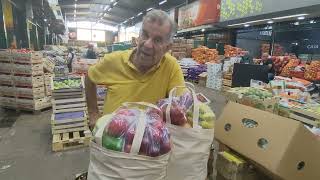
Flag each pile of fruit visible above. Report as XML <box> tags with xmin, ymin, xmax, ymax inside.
<box><xmin>224</xmin><ymin>45</ymin><xmax>245</xmax><ymax>57</ymax></box>
<box><xmin>280</xmin><ymin>59</ymin><xmax>300</xmax><ymax>77</ymax></box>
<box><xmin>53</xmin><ymin>78</ymin><xmax>82</xmax><ymax>90</ymax></box>
<box><xmin>271</xmin><ymin>56</ymin><xmax>289</xmax><ymax>75</ymax></box>
<box><xmin>157</xmin><ymin>91</ymin><xmax>215</xmax><ymax>129</ymax></box>
<box><xmin>191</xmin><ymin>46</ymin><xmax>219</xmax><ymax>64</ymax></box>
<box><xmin>304</xmin><ymin>61</ymin><xmax>320</xmax><ymax>81</ymax></box>
<box><xmin>101</xmin><ymin>107</ymin><xmax>171</xmax><ymax>157</ymax></box>
<box><xmin>242</xmin><ymin>88</ymin><xmax>273</xmax><ymax>100</ymax></box>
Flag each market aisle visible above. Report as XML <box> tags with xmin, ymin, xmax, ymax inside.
<box><xmin>0</xmin><ymin>85</ymin><xmax>226</xmax><ymax>180</ymax></box>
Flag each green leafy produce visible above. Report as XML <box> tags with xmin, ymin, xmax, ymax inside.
<box><xmin>53</xmin><ymin>79</ymin><xmax>82</xmax><ymax>90</ymax></box>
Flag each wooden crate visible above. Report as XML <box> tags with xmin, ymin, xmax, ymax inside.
<box><xmin>52</xmin><ymin>130</ymin><xmax>91</xmax><ymax>152</ymax></box>
<box><xmin>44</xmin><ymin>73</ymin><xmax>54</xmax><ymax>85</ymax></box>
<box><xmin>222</xmin><ymin>79</ymin><xmax>232</xmax><ymax>87</ymax></box>
<box><xmin>43</xmin><ymin>58</ymin><xmax>55</xmax><ymax>73</ymax></box>
<box><xmin>13</xmin><ymin>63</ymin><xmax>43</xmax><ymax>75</ymax></box>
<box><xmin>0</xmin><ymin>74</ymin><xmax>13</xmax><ymax>85</ymax></box>
<box><xmin>223</xmin><ymin>73</ymin><xmax>232</xmax><ymax>80</ymax></box>
<box><xmin>11</xmin><ymin>51</ymin><xmax>43</xmax><ymax>63</ymax></box>
<box><xmin>0</xmin><ymin>85</ymin><xmax>16</xmax><ymax>96</ymax></box>
<box><xmin>289</xmin><ymin>108</ymin><xmax>320</xmax><ymax>127</ymax></box>
<box><xmin>51</xmin><ymin>112</ymin><xmax>87</xmax><ymax>125</ymax></box>
<box><xmin>0</xmin><ymin>62</ymin><xmax>13</xmax><ymax>73</ymax></box>
<box><xmin>52</xmin><ymin>97</ymin><xmax>87</xmax><ymax>113</ymax></box>
<box><xmin>12</xmin><ymin>75</ymin><xmax>44</xmax><ymax>87</ymax></box>
<box><xmin>52</xmin><ymin>91</ymin><xmax>85</xmax><ymax>100</ymax></box>
<box><xmin>0</xmin><ymin>49</ymin><xmax>12</xmax><ymax>62</ymax></box>
<box><xmin>15</xmin><ymin>86</ymin><xmax>45</xmax><ymax>99</ymax></box>
<box><xmin>16</xmin><ymin>97</ymin><xmax>49</xmax><ymax>110</ymax></box>
<box><xmin>45</xmin><ymin>85</ymin><xmax>52</xmax><ymax>96</ymax></box>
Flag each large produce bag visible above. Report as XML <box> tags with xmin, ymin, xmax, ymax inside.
<box><xmin>162</xmin><ymin>86</ymin><xmax>215</xmax><ymax>180</ymax></box>
<box><xmin>88</xmin><ymin>102</ymin><xmax>171</xmax><ymax>180</ymax></box>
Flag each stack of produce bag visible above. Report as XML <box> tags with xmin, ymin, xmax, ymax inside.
<box><xmin>304</xmin><ymin>61</ymin><xmax>320</xmax><ymax>81</ymax></box>
<box><xmin>88</xmin><ymin>102</ymin><xmax>171</xmax><ymax>180</ymax></box>
<box><xmin>157</xmin><ymin>86</ymin><xmax>215</xmax><ymax>180</ymax></box>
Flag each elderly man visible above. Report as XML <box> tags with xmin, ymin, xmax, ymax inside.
<box><xmin>85</xmin><ymin>10</ymin><xmax>185</xmax><ymax>128</ymax></box>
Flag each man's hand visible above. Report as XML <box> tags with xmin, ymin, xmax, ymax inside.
<box><xmin>88</xmin><ymin>112</ymin><xmax>101</xmax><ymax>130</ymax></box>
<box><xmin>85</xmin><ymin>75</ymin><xmax>100</xmax><ymax>130</ymax></box>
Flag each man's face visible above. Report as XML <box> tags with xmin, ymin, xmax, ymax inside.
<box><xmin>136</xmin><ymin>19</ymin><xmax>171</xmax><ymax>68</ymax></box>
<box><xmin>262</xmin><ymin>54</ymin><xmax>269</xmax><ymax>61</ymax></box>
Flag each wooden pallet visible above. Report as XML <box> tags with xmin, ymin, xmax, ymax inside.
<box><xmin>52</xmin><ymin>97</ymin><xmax>87</xmax><ymax>113</ymax></box>
<box><xmin>51</xmin><ymin>114</ymin><xmax>87</xmax><ymax>125</ymax></box>
<box><xmin>289</xmin><ymin>108</ymin><xmax>320</xmax><ymax>127</ymax></box>
<box><xmin>1</xmin><ymin>104</ymin><xmax>52</xmax><ymax>114</ymax></box>
<box><xmin>52</xmin><ymin>130</ymin><xmax>91</xmax><ymax>152</ymax></box>
<box><xmin>222</xmin><ymin>79</ymin><xmax>232</xmax><ymax>87</ymax></box>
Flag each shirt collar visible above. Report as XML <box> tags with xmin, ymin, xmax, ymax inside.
<box><xmin>125</xmin><ymin>48</ymin><xmax>166</xmax><ymax>74</ymax></box>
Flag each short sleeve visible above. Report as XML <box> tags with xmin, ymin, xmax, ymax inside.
<box><xmin>88</xmin><ymin>52</ymin><xmax>120</xmax><ymax>85</ymax></box>
<box><xmin>167</xmin><ymin>62</ymin><xmax>185</xmax><ymax>94</ymax></box>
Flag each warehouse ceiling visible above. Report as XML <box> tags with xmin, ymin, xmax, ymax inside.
<box><xmin>58</xmin><ymin>0</ymin><xmax>189</xmax><ymax>27</ymax></box>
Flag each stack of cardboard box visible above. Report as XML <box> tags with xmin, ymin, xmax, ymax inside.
<box><xmin>171</xmin><ymin>39</ymin><xmax>193</xmax><ymax>60</ymax></box>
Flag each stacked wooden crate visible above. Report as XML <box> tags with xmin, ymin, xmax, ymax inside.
<box><xmin>44</xmin><ymin>73</ymin><xmax>54</xmax><ymax>96</ymax></box>
<box><xmin>51</xmin><ymin>76</ymin><xmax>91</xmax><ymax>151</ymax></box>
<box><xmin>96</xmin><ymin>85</ymin><xmax>107</xmax><ymax>115</ymax></box>
<box><xmin>171</xmin><ymin>39</ymin><xmax>194</xmax><ymax>60</ymax></box>
<box><xmin>0</xmin><ymin>49</ymin><xmax>51</xmax><ymax>112</ymax></box>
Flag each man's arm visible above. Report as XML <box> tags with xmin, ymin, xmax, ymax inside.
<box><xmin>85</xmin><ymin>75</ymin><xmax>100</xmax><ymax>129</ymax></box>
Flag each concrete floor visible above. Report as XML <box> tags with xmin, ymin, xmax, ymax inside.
<box><xmin>0</xmin><ymin>86</ymin><xmax>226</xmax><ymax>180</ymax></box>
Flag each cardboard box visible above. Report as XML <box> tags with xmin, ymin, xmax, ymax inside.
<box><xmin>215</xmin><ymin>102</ymin><xmax>320</xmax><ymax>180</ymax></box>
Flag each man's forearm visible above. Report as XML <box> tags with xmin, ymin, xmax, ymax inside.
<box><xmin>85</xmin><ymin>75</ymin><xmax>99</xmax><ymax>115</ymax></box>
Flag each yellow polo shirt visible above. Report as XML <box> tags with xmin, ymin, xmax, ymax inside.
<box><xmin>88</xmin><ymin>50</ymin><xmax>185</xmax><ymax>114</ymax></box>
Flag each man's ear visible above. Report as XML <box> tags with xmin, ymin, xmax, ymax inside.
<box><xmin>166</xmin><ymin>42</ymin><xmax>173</xmax><ymax>52</ymax></box>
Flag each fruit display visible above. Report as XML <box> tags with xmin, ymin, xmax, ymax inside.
<box><xmin>304</xmin><ymin>61</ymin><xmax>320</xmax><ymax>81</ymax></box>
<box><xmin>224</xmin><ymin>45</ymin><xmax>245</xmax><ymax>57</ymax></box>
<box><xmin>191</xmin><ymin>46</ymin><xmax>219</xmax><ymax>64</ymax></box>
<box><xmin>241</xmin><ymin>87</ymin><xmax>273</xmax><ymax>100</ymax></box>
<box><xmin>100</xmin><ymin>106</ymin><xmax>171</xmax><ymax>157</ymax></box>
<box><xmin>280</xmin><ymin>59</ymin><xmax>300</xmax><ymax>77</ymax></box>
<box><xmin>53</xmin><ymin>78</ymin><xmax>82</xmax><ymax>90</ymax></box>
<box><xmin>157</xmin><ymin>90</ymin><xmax>215</xmax><ymax>129</ymax></box>
<box><xmin>271</xmin><ymin>56</ymin><xmax>289</xmax><ymax>75</ymax></box>
<box><xmin>186</xmin><ymin>65</ymin><xmax>207</xmax><ymax>82</ymax></box>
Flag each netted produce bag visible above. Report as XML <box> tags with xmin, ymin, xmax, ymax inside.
<box><xmin>157</xmin><ymin>85</ymin><xmax>215</xmax><ymax>180</ymax></box>
<box><xmin>88</xmin><ymin>102</ymin><xmax>171</xmax><ymax>180</ymax></box>
<box><xmin>280</xmin><ymin>59</ymin><xmax>300</xmax><ymax>77</ymax></box>
<box><xmin>304</xmin><ymin>61</ymin><xmax>320</xmax><ymax>81</ymax></box>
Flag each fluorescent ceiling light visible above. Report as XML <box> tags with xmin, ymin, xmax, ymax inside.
<box><xmin>104</xmin><ymin>5</ymin><xmax>110</xmax><ymax>11</ymax></box>
<box><xmin>244</xmin><ymin>24</ymin><xmax>250</xmax><ymax>27</ymax></box>
<box><xmin>159</xmin><ymin>0</ymin><xmax>167</xmax><ymax>5</ymax></box>
<box><xmin>272</xmin><ymin>14</ymin><xmax>308</xmax><ymax>20</ymax></box>
<box><xmin>228</xmin><ymin>19</ymin><xmax>270</xmax><ymax>27</ymax></box>
<box><xmin>201</xmin><ymin>28</ymin><xmax>205</xmax><ymax>32</ymax></box>
<box><xmin>310</xmin><ymin>20</ymin><xmax>316</xmax><ymax>24</ymax></box>
<box><xmin>107</xmin><ymin>7</ymin><xmax>112</xmax><ymax>11</ymax></box>
<box><xmin>74</xmin><ymin>14</ymin><xmax>76</xmax><ymax>17</ymax></box>
<box><xmin>297</xmin><ymin>16</ymin><xmax>305</xmax><ymax>20</ymax></box>
<box><xmin>44</xmin><ymin>19</ymin><xmax>47</xmax><ymax>22</ymax></box>
<box><xmin>267</xmin><ymin>20</ymin><xmax>274</xmax><ymax>24</ymax></box>
<box><xmin>75</xmin><ymin>0</ymin><xmax>77</xmax><ymax>1</ymax></box>
<box><xmin>294</xmin><ymin>22</ymin><xmax>299</xmax><ymax>26</ymax></box>
<box><xmin>74</xmin><ymin>4</ymin><xmax>77</xmax><ymax>8</ymax></box>
<box><xmin>147</xmin><ymin>7</ymin><xmax>153</xmax><ymax>11</ymax></box>
<box><xmin>137</xmin><ymin>12</ymin><xmax>143</xmax><ymax>16</ymax></box>
<box><xmin>113</xmin><ymin>1</ymin><xmax>118</xmax><ymax>6</ymax></box>
<box><xmin>123</xmin><ymin>20</ymin><xmax>128</xmax><ymax>23</ymax></box>
<box><xmin>110</xmin><ymin>0</ymin><xmax>114</xmax><ymax>2</ymax></box>
<box><xmin>130</xmin><ymin>16</ymin><xmax>134</xmax><ymax>20</ymax></box>
<box><xmin>74</xmin><ymin>9</ymin><xmax>76</xmax><ymax>13</ymax></box>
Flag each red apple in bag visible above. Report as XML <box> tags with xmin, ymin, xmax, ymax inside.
<box><xmin>107</xmin><ymin>116</ymin><xmax>129</xmax><ymax>138</ymax></box>
<box><xmin>170</xmin><ymin>104</ymin><xmax>187</xmax><ymax>126</ymax></box>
